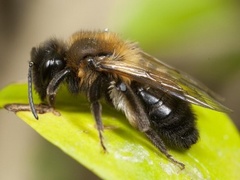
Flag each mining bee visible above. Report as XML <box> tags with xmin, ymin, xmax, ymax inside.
<box><xmin>26</xmin><ymin>30</ymin><xmax>229</xmax><ymax>169</ymax></box>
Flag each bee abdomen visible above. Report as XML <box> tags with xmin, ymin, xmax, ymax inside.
<box><xmin>137</xmin><ymin>88</ymin><xmax>199</xmax><ymax>149</ymax></box>
<box><xmin>155</xmin><ymin>103</ymin><xmax>199</xmax><ymax>149</ymax></box>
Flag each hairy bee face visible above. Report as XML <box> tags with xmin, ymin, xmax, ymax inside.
<box><xmin>27</xmin><ymin>30</ymin><xmax>229</xmax><ymax>169</ymax></box>
<box><xmin>30</xmin><ymin>39</ymin><xmax>66</xmax><ymax>100</ymax></box>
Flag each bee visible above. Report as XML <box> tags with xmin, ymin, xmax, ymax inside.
<box><xmin>27</xmin><ymin>30</ymin><xmax>229</xmax><ymax>169</ymax></box>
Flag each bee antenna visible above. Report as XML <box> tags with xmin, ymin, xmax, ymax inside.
<box><xmin>28</xmin><ymin>61</ymin><xmax>38</xmax><ymax>119</ymax></box>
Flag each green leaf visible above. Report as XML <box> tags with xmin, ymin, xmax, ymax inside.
<box><xmin>0</xmin><ymin>83</ymin><xmax>239</xmax><ymax>179</ymax></box>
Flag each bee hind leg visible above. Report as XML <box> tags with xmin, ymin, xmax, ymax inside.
<box><xmin>144</xmin><ymin>129</ymin><xmax>185</xmax><ymax>170</ymax></box>
<box><xmin>123</xmin><ymin>83</ymin><xmax>185</xmax><ymax>170</ymax></box>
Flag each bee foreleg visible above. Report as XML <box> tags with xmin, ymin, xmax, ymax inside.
<box><xmin>46</xmin><ymin>68</ymin><xmax>71</xmax><ymax>106</ymax></box>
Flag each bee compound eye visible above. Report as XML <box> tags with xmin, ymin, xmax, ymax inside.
<box><xmin>41</xmin><ymin>59</ymin><xmax>66</xmax><ymax>85</ymax></box>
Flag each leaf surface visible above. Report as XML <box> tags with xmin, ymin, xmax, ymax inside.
<box><xmin>0</xmin><ymin>83</ymin><xmax>239</xmax><ymax>179</ymax></box>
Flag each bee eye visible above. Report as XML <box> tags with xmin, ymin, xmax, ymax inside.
<box><xmin>41</xmin><ymin>59</ymin><xmax>66</xmax><ymax>85</ymax></box>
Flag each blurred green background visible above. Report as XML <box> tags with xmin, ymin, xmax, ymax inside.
<box><xmin>0</xmin><ymin>0</ymin><xmax>239</xmax><ymax>179</ymax></box>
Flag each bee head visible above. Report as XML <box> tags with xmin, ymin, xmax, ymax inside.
<box><xmin>30</xmin><ymin>39</ymin><xmax>66</xmax><ymax>101</ymax></box>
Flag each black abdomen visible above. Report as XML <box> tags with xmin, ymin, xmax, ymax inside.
<box><xmin>137</xmin><ymin>87</ymin><xmax>199</xmax><ymax>150</ymax></box>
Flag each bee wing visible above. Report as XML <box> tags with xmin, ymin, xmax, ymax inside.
<box><xmin>97</xmin><ymin>51</ymin><xmax>230</xmax><ymax>112</ymax></box>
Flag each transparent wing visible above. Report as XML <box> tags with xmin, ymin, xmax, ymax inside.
<box><xmin>96</xmin><ymin>51</ymin><xmax>230</xmax><ymax>112</ymax></box>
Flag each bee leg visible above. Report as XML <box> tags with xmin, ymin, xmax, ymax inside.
<box><xmin>91</xmin><ymin>101</ymin><xmax>106</xmax><ymax>151</ymax></box>
<box><xmin>46</xmin><ymin>68</ymin><xmax>71</xmax><ymax>106</ymax></box>
<box><xmin>124</xmin><ymin>83</ymin><xmax>185</xmax><ymax>169</ymax></box>
<box><xmin>144</xmin><ymin>130</ymin><xmax>185</xmax><ymax>170</ymax></box>
<box><xmin>89</xmin><ymin>76</ymin><xmax>107</xmax><ymax>151</ymax></box>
